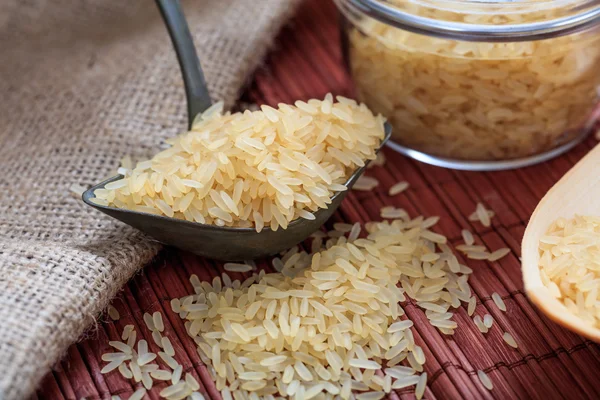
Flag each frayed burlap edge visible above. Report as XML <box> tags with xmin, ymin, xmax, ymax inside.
<box><xmin>0</xmin><ymin>0</ymin><xmax>301</xmax><ymax>398</ymax></box>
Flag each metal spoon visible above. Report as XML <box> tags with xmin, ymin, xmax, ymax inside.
<box><xmin>522</xmin><ymin>143</ymin><xmax>600</xmax><ymax>342</ymax></box>
<box><xmin>82</xmin><ymin>0</ymin><xmax>391</xmax><ymax>261</ymax></box>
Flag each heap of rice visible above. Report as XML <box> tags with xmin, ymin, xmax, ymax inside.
<box><xmin>99</xmin><ymin>196</ymin><xmax>524</xmax><ymax>397</ymax></box>
<box><xmin>172</xmin><ymin>214</ymin><xmax>474</xmax><ymax>399</ymax></box>
<box><xmin>539</xmin><ymin>215</ymin><xmax>600</xmax><ymax>327</ymax></box>
<box><xmin>343</xmin><ymin>1</ymin><xmax>600</xmax><ymax>160</ymax></box>
<box><xmin>91</xmin><ymin>95</ymin><xmax>385</xmax><ymax>231</ymax></box>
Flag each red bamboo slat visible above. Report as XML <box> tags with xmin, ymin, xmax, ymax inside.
<box><xmin>61</xmin><ymin>346</ymin><xmax>101</xmax><ymax>399</ymax></box>
<box><xmin>37</xmin><ymin>373</ymin><xmax>65</xmax><ymax>400</ymax></box>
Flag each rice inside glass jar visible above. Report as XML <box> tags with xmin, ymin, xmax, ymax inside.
<box><xmin>336</xmin><ymin>0</ymin><xmax>600</xmax><ymax>167</ymax></box>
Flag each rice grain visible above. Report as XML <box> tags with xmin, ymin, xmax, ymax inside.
<box><xmin>467</xmin><ymin>296</ymin><xmax>477</xmax><ymax>316</ymax></box>
<box><xmin>483</xmin><ymin>314</ymin><xmax>493</xmax><ymax>329</ymax></box>
<box><xmin>503</xmin><ymin>332</ymin><xmax>518</xmax><ymax>348</ymax></box>
<box><xmin>162</xmin><ymin>337</ymin><xmax>175</xmax><ymax>357</ymax></box>
<box><xmin>477</xmin><ymin>370</ymin><xmax>493</xmax><ymax>390</ymax></box>
<box><xmin>491</xmin><ymin>293</ymin><xmax>507</xmax><ymax>312</ymax></box>
<box><xmin>388</xmin><ymin>181</ymin><xmax>409</xmax><ymax>196</ymax></box>
<box><xmin>129</xmin><ymin>388</ymin><xmax>147</xmax><ymax>400</ymax></box>
<box><xmin>143</xmin><ymin>313</ymin><xmax>155</xmax><ymax>331</ymax></box>
<box><xmin>93</xmin><ymin>96</ymin><xmax>385</xmax><ymax>232</ymax></box>
<box><xmin>172</xmin><ymin>365</ymin><xmax>183</xmax><ymax>384</ymax></box>
<box><xmin>118</xmin><ymin>363</ymin><xmax>133</xmax><ymax>379</ymax></box>
<box><xmin>461</xmin><ymin>229</ymin><xmax>474</xmax><ymax>246</ymax></box>
<box><xmin>121</xmin><ymin>325</ymin><xmax>134</xmax><ymax>341</ymax></box>
<box><xmin>488</xmin><ymin>248</ymin><xmax>511</xmax><ymax>262</ymax></box>
<box><xmin>153</xmin><ymin>311</ymin><xmax>164</xmax><ymax>332</ymax></box>
<box><xmin>107</xmin><ymin>305</ymin><xmax>120</xmax><ymax>321</ymax></box>
<box><xmin>415</xmin><ymin>372</ymin><xmax>427</xmax><ymax>399</ymax></box>
<box><xmin>224</xmin><ymin>263</ymin><xmax>253</xmax><ymax>273</ymax></box>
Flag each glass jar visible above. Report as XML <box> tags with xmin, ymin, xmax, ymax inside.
<box><xmin>335</xmin><ymin>0</ymin><xmax>600</xmax><ymax>170</ymax></box>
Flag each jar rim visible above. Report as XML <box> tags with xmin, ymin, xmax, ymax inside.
<box><xmin>338</xmin><ymin>0</ymin><xmax>600</xmax><ymax>41</ymax></box>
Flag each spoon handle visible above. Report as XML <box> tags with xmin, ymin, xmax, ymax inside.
<box><xmin>155</xmin><ymin>0</ymin><xmax>212</xmax><ymax>129</ymax></box>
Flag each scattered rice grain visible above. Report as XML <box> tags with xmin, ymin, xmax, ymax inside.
<box><xmin>488</xmin><ymin>248</ymin><xmax>511</xmax><ymax>262</ymax></box>
<box><xmin>129</xmin><ymin>388</ymin><xmax>147</xmax><ymax>400</ymax></box>
<box><xmin>503</xmin><ymin>332</ymin><xmax>518</xmax><ymax>348</ymax></box>
<box><xmin>477</xmin><ymin>370</ymin><xmax>493</xmax><ymax>390</ymax></box>
<box><xmin>153</xmin><ymin>311</ymin><xmax>164</xmax><ymax>332</ymax></box>
<box><xmin>388</xmin><ymin>181</ymin><xmax>409</xmax><ymax>196</ymax></box>
<box><xmin>461</xmin><ymin>229</ymin><xmax>474</xmax><ymax>246</ymax></box>
<box><xmin>491</xmin><ymin>292</ymin><xmax>507</xmax><ymax>312</ymax></box>
<box><xmin>107</xmin><ymin>305</ymin><xmax>120</xmax><ymax>321</ymax></box>
<box><xmin>483</xmin><ymin>314</ymin><xmax>493</xmax><ymax>329</ymax></box>
<box><xmin>224</xmin><ymin>263</ymin><xmax>253</xmax><ymax>273</ymax></box>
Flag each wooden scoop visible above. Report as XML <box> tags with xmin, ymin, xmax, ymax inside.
<box><xmin>522</xmin><ymin>143</ymin><xmax>600</xmax><ymax>342</ymax></box>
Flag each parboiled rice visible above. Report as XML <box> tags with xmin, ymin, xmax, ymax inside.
<box><xmin>137</xmin><ymin>353</ymin><xmax>157</xmax><ymax>366</ymax></box>
<box><xmin>415</xmin><ymin>372</ymin><xmax>427</xmax><ymax>399</ymax></box>
<box><xmin>152</xmin><ymin>331</ymin><xmax>163</xmax><ymax>348</ymax></box>
<box><xmin>473</xmin><ymin>315</ymin><xmax>488</xmax><ymax>333</ymax></box>
<box><xmin>172</xmin><ymin>365</ymin><xmax>183</xmax><ymax>385</ymax></box>
<box><xmin>456</xmin><ymin>220</ymin><xmax>511</xmax><ymax>264</ymax></box>
<box><xmin>503</xmin><ymin>332</ymin><xmax>519</xmax><ymax>349</ymax></box>
<box><xmin>465</xmin><ymin>251</ymin><xmax>491</xmax><ymax>260</ymax></box>
<box><xmin>99</xmin><ymin>322</ymin><xmax>209</xmax><ymax>400</ymax></box>
<box><xmin>353</xmin><ymin>175</ymin><xmax>380</xmax><ymax>191</ymax></box>
<box><xmin>129</xmin><ymin>388</ymin><xmax>147</xmax><ymax>400</ymax></box>
<box><xmin>461</xmin><ymin>229</ymin><xmax>474</xmax><ymax>246</ymax></box>
<box><xmin>118</xmin><ymin>364</ymin><xmax>133</xmax><ymax>379</ymax></box>
<box><xmin>477</xmin><ymin>370</ymin><xmax>493</xmax><ymax>390</ymax></box>
<box><xmin>190</xmin><ymin>392</ymin><xmax>206</xmax><ymax>400</ymax></box>
<box><xmin>468</xmin><ymin>203</ymin><xmax>495</xmax><ymax>227</ymax></box>
<box><xmin>483</xmin><ymin>314</ymin><xmax>493</xmax><ymax>329</ymax></box>
<box><xmin>539</xmin><ymin>215</ymin><xmax>600</xmax><ymax>327</ymax></box>
<box><xmin>224</xmin><ymin>263</ymin><xmax>253</xmax><ymax>273</ymax></box>
<box><xmin>380</xmin><ymin>207</ymin><xmax>408</xmax><ymax>220</ymax></box>
<box><xmin>107</xmin><ymin>305</ymin><xmax>120</xmax><ymax>321</ymax></box>
<box><xmin>467</xmin><ymin>296</ymin><xmax>476</xmax><ymax>316</ymax></box>
<box><xmin>153</xmin><ymin>311</ymin><xmax>164</xmax><ymax>332</ymax></box>
<box><xmin>345</xmin><ymin>1</ymin><xmax>600</xmax><ymax>160</ymax></box>
<box><xmin>348</xmin><ymin>222</ymin><xmax>361</xmax><ymax>241</ymax></box>
<box><xmin>95</xmin><ymin>201</ymin><xmax>505</xmax><ymax>398</ymax></box>
<box><xmin>491</xmin><ymin>292</ymin><xmax>507</xmax><ymax>312</ymax></box>
<box><xmin>137</xmin><ymin>340</ymin><xmax>148</xmax><ymax>356</ymax></box>
<box><xmin>368</xmin><ymin>152</ymin><xmax>386</xmax><ymax>168</ymax></box>
<box><xmin>143</xmin><ymin>312</ymin><xmax>155</xmax><ymax>331</ymax></box>
<box><xmin>162</xmin><ymin>337</ymin><xmax>175</xmax><ymax>357</ymax></box>
<box><xmin>92</xmin><ymin>95</ymin><xmax>385</xmax><ymax>232</ymax></box>
<box><xmin>488</xmin><ymin>247</ymin><xmax>511</xmax><ymax>262</ymax></box>
<box><xmin>121</xmin><ymin>324</ymin><xmax>134</xmax><ymax>341</ymax></box>
<box><xmin>388</xmin><ymin>181</ymin><xmax>409</xmax><ymax>196</ymax></box>
<box><xmin>151</xmin><ymin>370</ymin><xmax>172</xmax><ymax>381</ymax></box>
<box><xmin>172</xmin><ymin>216</ymin><xmax>473</xmax><ymax>399</ymax></box>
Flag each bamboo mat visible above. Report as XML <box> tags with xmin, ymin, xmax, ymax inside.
<box><xmin>37</xmin><ymin>0</ymin><xmax>600</xmax><ymax>399</ymax></box>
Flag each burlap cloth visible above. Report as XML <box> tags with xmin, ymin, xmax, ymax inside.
<box><xmin>0</xmin><ymin>0</ymin><xmax>300</xmax><ymax>398</ymax></box>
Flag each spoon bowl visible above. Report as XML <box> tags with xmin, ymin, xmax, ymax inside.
<box><xmin>83</xmin><ymin>0</ymin><xmax>392</xmax><ymax>260</ymax></box>
<box><xmin>522</xmin><ymin>143</ymin><xmax>600</xmax><ymax>342</ymax></box>
<box><xmin>83</xmin><ymin>124</ymin><xmax>391</xmax><ymax>260</ymax></box>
